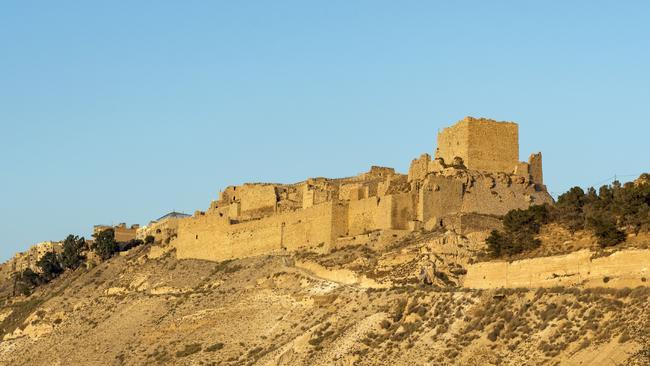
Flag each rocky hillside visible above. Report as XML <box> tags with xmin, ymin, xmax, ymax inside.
<box><xmin>0</xmin><ymin>230</ymin><xmax>648</xmax><ymax>366</ymax></box>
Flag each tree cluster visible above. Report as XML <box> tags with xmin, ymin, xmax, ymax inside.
<box><xmin>553</xmin><ymin>178</ymin><xmax>649</xmax><ymax>247</ymax></box>
<box><xmin>487</xmin><ymin>174</ymin><xmax>650</xmax><ymax>258</ymax></box>
<box><xmin>487</xmin><ymin>204</ymin><xmax>549</xmax><ymax>257</ymax></box>
<box><xmin>92</xmin><ymin>228</ymin><xmax>118</xmax><ymax>260</ymax></box>
<box><xmin>14</xmin><ymin>228</ymin><xmax>151</xmax><ymax>296</ymax></box>
<box><xmin>14</xmin><ymin>235</ymin><xmax>87</xmax><ymax>295</ymax></box>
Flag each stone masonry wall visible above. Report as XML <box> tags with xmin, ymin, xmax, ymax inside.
<box><xmin>529</xmin><ymin>152</ymin><xmax>544</xmax><ymax>185</ymax></box>
<box><xmin>436</xmin><ymin>117</ymin><xmax>519</xmax><ymax>173</ymax></box>
<box><xmin>174</xmin><ymin>201</ymin><xmax>343</xmax><ymax>262</ymax></box>
<box><xmin>436</xmin><ymin>120</ymin><xmax>469</xmax><ymax>167</ymax></box>
<box><xmin>348</xmin><ymin>197</ymin><xmax>381</xmax><ymax>235</ymax></box>
<box><xmin>417</xmin><ymin>175</ymin><xmax>464</xmax><ymax>223</ymax></box>
<box><xmin>94</xmin><ymin>224</ymin><xmax>138</xmax><ymax>243</ymax></box>
<box><xmin>345</xmin><ymin>193</ymin><xmax>414</xmax><ymax>236</ymax></box>
<box><xmin>384</xmin><ymin>193</ymin><xmax>413</xmax><ymax>230</ymax></box>
<box><xmin>237</xmin><ymin>184</ymin><xmax>278</xmax><ymax>213</ymax></box>
<box><xmin>464</xmin><ymin>249</ymin><xmax>650</xmax><ymax>289</ymax></box>
<box><xmin>460</xmin><ymin>173</ymin><xmax>552</xmax><ymax>215</ymax></box>
<box><xmin>467</xmin><ymin>118</ymin><xmax>518</xmax><ymax>172</ymax></box>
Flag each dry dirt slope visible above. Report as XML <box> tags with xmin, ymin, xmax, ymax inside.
<box><xmin>0</xmin><ymin>239</ymin><xmax>648</xmax><ymax>366</ymax></box>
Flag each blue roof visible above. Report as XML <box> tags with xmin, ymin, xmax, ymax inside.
<box><xmin>155</xmin><ymin>211</ymin><xmax>191</xmax><ymax>222</ymax></box>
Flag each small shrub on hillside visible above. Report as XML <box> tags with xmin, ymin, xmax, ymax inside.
<box><xmin>553</xmin><ymin>187</ymin><xmax>590</xmax><ymax>232</ymax></box>
<box><xmin>503</xmin><ymin>204</ymin><xmax>550</xmax><ymax>233</ymax></box>
<box><xmin>14</xmin><ymin>268</ymin><xmax>41</xmax><ymax>296</ymax></box>
<box><xmin>617</xmin><ymin>331</ymin><xmax>632</xmax><ymax>344</ymax></box>
<box><xmin>577</xmin><ymin>338</ymin><xmax>591</xmax><ymax>351</ymax></box>
<box><xmin>205</xmin><ymin>342</ymin><xmax>224</xmax><ymax>352</ymax></box>
<box><xmin>487</xmin><ymin>205</ymin><xmax>549</xmax><ymax>257</ymax></box>
<box><xmin>224</xmin><ymin>264</ymin><xmax>243</xmax><ymax>274</ymax></box>
<box><xmin>380</xmin><ymin>319</ymin><xmax>391</xmax><ymax>329</ymax></box>
<box><xmin>309</xmin><ymin>322</ymin><xmax>333</xmax><ymax>347</ymax></box>
<box><xmin>121</xmin><ymin>239</ymin><xmax>144</xmax><ymax>252</ymax></box>
<box><xmin>175</xmin><ymin>343</ymin><xmax>202</xmax><ymax>358</ymax></box>
<box><xmin>391</xmin><ymin>298</ymin><xmax>407</xmax><ymax>322</ymax></box>
<box><xmin>19</xmin><ymin>268</ymin><xmax>41</xmax><ymax>287</ymax></box>
<box><xmin>586</xmin><ymin>213</ymin><xmax>626</xmax><ymax>247</ymax></box>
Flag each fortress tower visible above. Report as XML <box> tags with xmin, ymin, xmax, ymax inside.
<box><xmin>434</xmin><ymin>116</ymin><xmax>543</xmax><ymax>184</ymax></box>
<box><xmin>435</xmin><ymin>117</ymin><xmax>519</xmax><ymax>173</ymax></box>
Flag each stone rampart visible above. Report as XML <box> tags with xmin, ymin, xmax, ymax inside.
<box><xmin>417</xmin><ymin>175</ymin><xmax>464</xmax><ymax>223</ymax></box>
<box><xmin>174</xmin><ymin>201</ymin><xmax>347</xmax><ymax>261</ymax></box>
<box><xmin>464</xmin><ymin>249</ymin><xmax>650</xmax><ymax>289</ymax></box>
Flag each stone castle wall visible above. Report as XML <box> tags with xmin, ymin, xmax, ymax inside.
<box><xmin>467</xmin><ymin>119</ymin><xmax>519</xmax><ymax>172</ymax></box>
<box><xmin>460</xmin><ymin>172</ymin><xmax>546</xmax><ymax>214</ymax></box>
<box><xmin>172</xmin><ymin>168</ymin><xmax>552</xmax><ymax>263</ymax></box>
<box><xmin>174</xmin><ymin>191</ymin><xmax>417</xmax><ymax>262</ymax></box>
<box><xmin>417</xmin><ymin>175</ymin><xmax>465</xmax><ymax>223</ymax></box>
<box><xmin>463</xmin><ymin>249</ymin><xmax>650</xmax><ymax>289</ymax></box>
<box><xmin>136</xmin><ymin>218</ymin><xmax>183</xmax><ymax>244</ymax></box>
<box><xmin>436</xmin><ymin>121</ymin><xmax>470</xmax><ymax>167</ymax></box>
<box><xmin>345</xmin><ymin>192</ymin><xmax>413</xmax><ymax>236</ymax></box>
<box><xmin>236</xmin><ymin>184</ymin><xmax>278</xmax><ymax>213</ymax></box>
<box><xmin>174</xmin><ymin>201</ymin><xmax>347</xmax><ymax>261</ymax></box>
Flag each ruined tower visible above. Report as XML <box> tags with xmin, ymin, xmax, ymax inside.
<box><xmin>435</xmin><ymin>117</ymin><xmax>520</xmax><ymax>173</ymax></box>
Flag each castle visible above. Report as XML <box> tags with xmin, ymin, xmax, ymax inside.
<box><xmin>143</xmin><ymin>117</ymin><xmax>553</xmax><ymax>262</ymax></box>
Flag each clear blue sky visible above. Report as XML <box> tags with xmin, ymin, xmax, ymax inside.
<box><xmin>1</xmin><ymin>1</ymin><xmax>649</xmax><ymax>261</ymax></box>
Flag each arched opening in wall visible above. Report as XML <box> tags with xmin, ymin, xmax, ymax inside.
<box><xmin>195</xmin><ymin>235</ymin><xmax>199</xmax><ymax>240</ymax></box>
<box><xmin>377</xmin><ymin>197</ymin><xmax>381</xmax><ymax>206</ymax></box>
<box><xmin>156</xmin><ymin>229</ymin><xmax>161</xmax><ymax>234</ymax></box>
<box><xmin>219</xmin><ymin>213</ymin><xmax>223</xmax><ymax>217</ymax></box>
